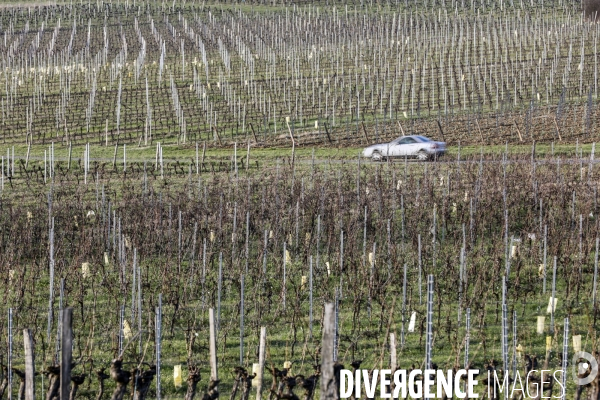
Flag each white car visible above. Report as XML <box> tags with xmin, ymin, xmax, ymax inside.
<box><xmin>362</xmin><ymin>135</ymin><xmax>446</xmax><ymax>161</ymax></box>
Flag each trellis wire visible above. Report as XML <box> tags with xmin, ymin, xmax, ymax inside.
<box><xmin>217</xmin><ymin>252</ymin><xmax>222</xmax><ymax>332</ymax></box>
<box><xmin>593</xmin><ymin>237</ymin><xmax>599</xmax><ymax>307</ymax></box>
<box><xmin>316</xmin><ymin>215</ymin><xmax>321</xmax><ymax>279</ymax></box>
<box><xmin>47</xmin><ymin>215</ymin><xmax>55</xmax><ymax>345</ymax></box>
<box><xmin>202</xmin><ymin>239</ymin><xmax>207</xmax><ymax>307</ymax></box>
<box><xmin>155</xmin><ymin>294</ymin><xmax>162</xmax><ymax>400</ymax></box>
<box><xmin>231</xmin><ymin>203</ymin><xmax>237</xmax><ymax>267</ymax></box>
<box><xmin>464</xmin><ymin>308</ymin><xmax>471</xmax><ymax>369</ymax></box>
<box><xmin>118</xmin><ymin>305</ymin><xmax>124</xmax><ymax>356</ymax></box>
<box><xmin>425</xmin><ymin>275</ymin><xmax>434</xmax><ymax>371</ymax></box>
<box><xmin>334</xmin><ymin>287</ymin><xmax>339</xmax><ymax>362</ymax></box>
<box><xmin>551</xmin><ymin>256</ymin><xmax>557</xmax><ymax>334</ymax></box>
<box><xmin>418</xmin><ymin>234</ymin><xmax>422</xmax><ymax>305</ymax></box>
<box><xmin>137</xmin><ymin>248</ymin><xmax>142</xmax><ymax>354</ymax></box>
<box><xmin>339</xmin><ymin>230</ymin><xmax>344</xmax><ymax>298</ymax></box>
<box><xmin>458</xmin><ymin>246</ymin><xmax>464</xmax><ymax>323</ymax></box>
<box><xmin>401</xmin><ymin>263</ymin><xmax>407</xmax><ymax>349</ymax></box>
<box><xmin>506</xmin><ymin>236</ymin><xmax>514</xmax><ymax>278</ymax></box>
<box><xmin>240</xmin><ymin>274</ymin><xmax>244</xmax><ymax>366</ymax></box>
<box><xmin>283</xmin><ymin>242</ymin><xmax>286</xmax><ymax>312</ymax></box>
<box><xmin>55</xmin><ymin>278</ymin><xmax>64</xmax><ymax>359</ymax></box>
<box><xmin>178</xmin><ymin>211</ymin><xmax>182</xmax><ymax>272</ymax></box>
<box><xmin>543</xmin><ymin>225</ymin><xmax>548</xmax><ymax>294</ymax></box>
<box><xmin>387</xmin><ymin>219</ymin><xmax>392</xmax><ymax>281</ymax></box>
<box><xmin>501</xmin><ymin>278</ymin><xmax>509</xmax><ymax>397</ymax></box>
<box><xmin>245</xmin><ymin>212</ymin><xmax>250</xmax><ymax>276</ymax></box>
<box><xmin>363</xmin><ymin>207</ymin><xmax>367</xmax><ymax>272</ymax></box>
<box><xmin>131</xmin><ymin>248</ymin><xmax>137</xmax><ymax>323</ymax></box>
<box><xmin>309</xmin><ymin>255</ymin><xmax>313</xmax><ymax>339</ymax></box>
<box><xmin>561</xmin><ymin>318</ymin><xmax>569</xmax><ymax>400</ymax></box>
<box><xmin>8</xmin><ymin>308</ymin><xmax>12</xmax><ymax>400</ymax></box>
<box><xmin>432</xmin><ymin>206</ymin><xmax>437</xmax><ymax>268</ymax></box>
<box><xmin>511</xmin><ymin>311</ymin><xmax>517</xmax><ymax>383</ymax></box>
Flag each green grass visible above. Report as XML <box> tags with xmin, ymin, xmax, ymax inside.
<box><xmin>6</xmin><ymin>140</ymin><xmax>596</xmax><ymax>169</ymax></box>
<box><xmin>0</xmin><ymin>145</ymin><xmax>594</xmax><ymax>399</ymax></box>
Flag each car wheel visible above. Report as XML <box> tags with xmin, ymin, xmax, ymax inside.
<box><xmin>416</xmin><ymin>150</ymin><xmax>430</xmax><ymax>161</ymax></box>
<box><xmin>372</xmin><ymin>151</ymin><xmax>383</xmax><ymax>162</ymax></box>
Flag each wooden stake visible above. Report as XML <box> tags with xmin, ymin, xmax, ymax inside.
<box><xmin>246</xmin><ymin>141</ymin><xmax>250</xmax><ymax>172</ymax></box>
<box><xmin>286</xmin><ymin>120</ymin><xmax>295</xmax><ymax>146</ymax></box>
<box><xmin>240</xmin><ymin>275</ymin><xmax>244</xmax><ymax>366</ymax></box>
<box><xmin>195</xmin><ymin>142</ymin><xmax>199</xmax><ymax>175</ymax></box>
<box><xmin>553</xmin><ymin>117</ymin><xmax>563</xmax><ymax>141</ymax></box>
<box><xmin>67</xmin><ymin>142</ymin><xmax>72</xmax><ymax>171</ymax></box>
<box><xmin>201</xmin><ymin>141</ymin><xmax>206</xmax><ymax>172</ymax></box>
<box><xmin>390</xmin><ymin>332</ymin><xmax>397</xmax><ymax>372</ymax></box>
<box><xmin>397</xmin><ymin>121</ymin><xmax>405</xmax><ymax>136</ymax></box>
<box><xmin>25</xmin><ymin>142</ymin><xmax>31</xmax><ymax>169</ymax></box>
<box><xmin>208</xmin><ymin>308</ymin><xmax>218</xmax><ymax>382</ymax></box>
<box><xmin>475</xmin><ymin>118</ymin><xmax>484</xmax><ymax>144</ymax></box>
<box><xmin>320</xmin><ymin>303</ymin><xmax>336</xmax><ymax>400</ymax></box>
<box><xmin>514</xmin><ymin>121</ymin><xmax>524</xmax><ymax>142</ymax></box>
<box><xmin>23</xmin><ymin>329</ymin><xmax>34</xmax><ymax>400</ymax></box>
<box><xmin>112</xmin><ymin>144</ymin><xmax>118</xmax><ymax>169</ymax></box>
<box><xmin>256</xmin><ymin>327</ymin><xmax>266</xmax><ymax>400</ymax></box>
<box><xmin>7</xmin><ymin>309</ymin><xmax>12</xmax><ymax>400</ymax></box>
<box><xmin>60</xmin><ymin>307</ymin><xmax>73</xmax><ymax>400</ymax></box>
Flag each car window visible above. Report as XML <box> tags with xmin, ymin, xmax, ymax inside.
<box><xmin>415</xmin><ymin>135</ymin><xmax>431</xmax><ymax>142</ymax></box>
<box><xmin>398</xmin><ymin>137</ymin><xmax>416</xmax><ymax>144</ymax></box>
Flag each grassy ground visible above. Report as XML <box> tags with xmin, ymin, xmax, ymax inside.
<box><xmin>5</xmin><ymin>140</ymin><xmax>598</xmax><ymax>167</ymax></box>
<box><xmin>0</xmin><ymin>142</ymin><xmax>594</xmax><ymax>399</ymax></box>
